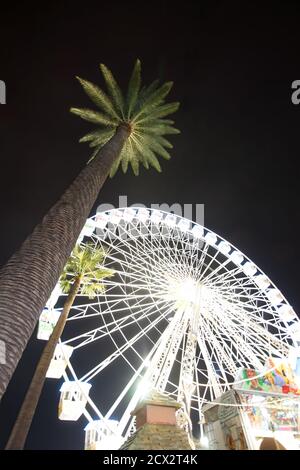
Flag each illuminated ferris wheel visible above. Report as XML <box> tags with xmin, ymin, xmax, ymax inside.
<box><xmin>39</xmin><ymin>207</ymin><xmax>300</xmax><ymax>449</ymax></box>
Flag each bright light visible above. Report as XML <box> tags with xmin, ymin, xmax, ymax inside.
<box><xmin>199</xmin><ymin>284</ymin><xmax>214</xmax><ymax>302</ymax></box>
<box><xmin>199</xmin><ymin>436</ymin><xmax>209</xmax><ymax>448</ymax></box>
<box><xmin>178</xmin><ymin>278</ymin><xmax>198</xmax><ymax>303</ymax></box>
<box><xmin>143</xmin><ymin>358</ymin><xmax>151</xmax><ymax>368</ymax></box>
<box><xmin>166</xmin><ymin>278</ymin><xmax>215</xmax><ymax>310</ymax></box>
<box><xmin>137</xmin><ymin>378</ymin><xmax>151</xmax><ymax>398</ymax></box>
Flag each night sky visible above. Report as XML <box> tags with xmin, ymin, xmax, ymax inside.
<box><xmin>0</xmin><ymin>1</ymin><xmax>300</xmax><ymax>449</ymax></box>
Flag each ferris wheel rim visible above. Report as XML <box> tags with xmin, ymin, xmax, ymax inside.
<box><xmin>47</xmin><ymin>206</ymin><xmax>300</xmax><ymax>441</ymax></box>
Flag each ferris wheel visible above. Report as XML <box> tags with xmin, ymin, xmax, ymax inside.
<box><xmin>39</xmin><ymin>207</ymin><xmax>300</xmax><ymax>449</ymax></box>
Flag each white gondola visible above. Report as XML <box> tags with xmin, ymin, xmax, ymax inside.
<box><xmin>84</xmin><ymin>419</ymin><xmax>122</xmax><ymax>450</ymax></box>
<box><xmin>95</xmin><ymin>212</ymin><xmax>109</xmax><ymax>229</ymax></box>
<box><xmin>58</xmin><ymin>381</ymin><xmax>91</xmax><ymax>421</ymax></box>
<box><xmin>37</xmin><ymin>308</ymin><xmax>61</xmax><ymax>341</ymax></box>
<box><xmin>278</xmin><ymin>304</ymin><xmax>296</xmax><ymax>322</ymax></box>
<box><xmin>288</xmin><ymin>322</ymin><xmax>300</xmax><ymax>342</ymax></box>
<box><xmin>177</xmin><ymin>218</ymin><xmax>190</xmax><ymax>232</ymax></box>
<box><xmin>164</xmin><ymin>213</ymin><xmax>177</xmax><ymax>227</ymax></box>
<box><xmin>46</xmin><ymin>344</ymin><xmax>73</xmax><ymax>379</ymax></box>
<box><xmin>122</xmin><ymin>207</ymin><xmax>136</xmax><ymax>222</ymax></box>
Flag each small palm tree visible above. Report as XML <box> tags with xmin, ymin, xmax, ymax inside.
<box><xmin>0</xmin><ymin>59</ymin><xmax>179</xmax><ymax>399</ymax></box>
<box><xmin>6</xmin><ymin>244</ymin><xmax>114</xmax><ymax>450</ymax></box>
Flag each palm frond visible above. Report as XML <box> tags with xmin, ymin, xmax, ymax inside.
<box><xmin>86</xmin><ymin>146</ymin><xmax>101</xmax><ymax>164</ymax></box>
<box><xmin>137</xmin><ymin>102</ymin><xmax>180</xmax><ymax>123</ymax></box>
<box><xmin>135</xmin><ymin>79</ymin><xmax>160</xmax><ymax>111</ymax></box>
<box><xmin>142</xmin><ymin>135</ymin><xmax>171</xmax><ymax>161</ymax></box>
<box><xmin>76</xmin><ymin>77</ymin><xmax>119</xmax><ymax>119</ymax></box>
<box><xmin>88</xmin><ymin>129</ymin><xmax>115</xmax><ymax>148</ymax></box>
<box><xmin>126</xmin><ymin>59</ymin><xmax>141</xmax><ymax>119</ymax></box>
<box><xmin>133</xmin><ymin>82</ymin><xmax>173</xmax><ymax>121</ymax></box>
<box><xmin>142</xmin><ymin>147</ymin><xmax>162</xmax><ymax>172</ymax></box>
<box><xmin>120</xmin><ymin>140</ymin><xmax>130</xmax><ymax>174</ymax></box>
<box><xmin>80</xmin><ymin>282</ymin><xmax>104</xmax><ymax>299</ymax></box>
<box><xmin>155</xmin><ymin>135</ymin><xmax>173</xmax><ymax>149</ymax></box>
<box><xmin>71</xmin><ymin>60</ymin><xmax>180</xmax><ymax>174</ymax></box>
<box><xmin>60</xmin><ymin>277</ymin><xmax>72</xmax><ymax>294</ymax></box>
<box><xmin>60</xmin><ymin>243</ymin><xmax>115</xmax><ymax>298</ymax></box>
<box><xmin>109</xmin><ymin>154</ymin><xmax>122</xmax><ymax>178</ymax></box>
<box><xmin>70</xmin><ymin>108</ymin><xmax>117</xmax><ymax>126</ymax></box>
<box><xmin>79</xmin><ymin>129</ymin><xmax>112</xmax><ymax>143</ymax></box>
<box><xmin>127</xmin><ymin>138</ymin><xmax>140</xmax><ymax>176</ymax></box>
<box><xmin>138</xmin><ymin>124</ymin><xmax>180</xmax><ymax>136</ymax></box>
<box><xmin>99</xmin><ymin>64</ymin><xmax>125</xmax><ymax>118</ymax></box>
<box><xmin>130</xmin><ymin>136</ymin><xmax>149</xmax><ymax>170</ymax></box>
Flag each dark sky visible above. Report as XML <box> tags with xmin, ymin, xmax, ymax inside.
<box><xmin>0</xmin><ymin>1</ymin><xmax>300</xmax><ymax>450</ymax></box>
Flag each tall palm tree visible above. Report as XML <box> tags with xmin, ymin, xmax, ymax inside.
<box><xmin>6</xmin><ymin>243</ymin><xmax>114</xmax><ymax>449</ymax></box>
<box><xmin>0</xmin><ymin>59</ymin><xmax>180</xmax><ymax>399</ymax></box>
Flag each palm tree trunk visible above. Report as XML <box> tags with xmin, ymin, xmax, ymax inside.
<box><xmin>0</xmin><ymin>124</ymin><xmax>130</xmax><ymax>399</ymax></box>
<box><xmin>5</xmin><ymin>276</ymin><xmax>81</xmax><ymax>450</ymax></box>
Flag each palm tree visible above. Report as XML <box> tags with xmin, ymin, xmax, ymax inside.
<box><xmin>6</xmin><ymin>243</ymin><xmax>114</xmax><ymax>449</ymax></box>
<box><xmin>0</xmin><ymin>59</ymin><xmax>180</xmax><ymax>398</ymax></box>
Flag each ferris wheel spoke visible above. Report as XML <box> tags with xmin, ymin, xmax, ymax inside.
<box><xmin>66</xmin><ymin>297</ymin><xmax>172</xmax><ymax>350</ymax></box>
<box><xmin>196</xmin><ymin>330</ymin><xmax>223</xmax><ymax>399</ymax></box>
<box><xmin>215</xmin><ymin>297</ymin><xmax>291</xmax><ymax>348</ymax></box>
<box><xmin>192</xmin><ymin>242</ymin><xmax>209</xmax><ymax>280</ymax></box>
<box><xmin>198</xmin><ymin>248</ymin><xmax>223</xmax><ymax>283</ymax></box>
<box><xmin>203</xmin><ymin>264</ymin><xmax>246</xmax><ymax>289</ymax></box>
<box><xmin>208</xmin><ymin>308</ymin><xmax>267</xmax><ymax>370</ymax></box>
<box><xmin>201</xmin><ymin>321</ymin><xmax>238</xmax><ymax>377</ymax></box>
<box><xmin>78</xmin><ymin>305</ymin><xmax>174</xmax><ymax>382</ymax></box>
<box><xmin>67</xmin><ymin>296</ymin><xmax>170</xmax><ymax>322</ymax></box>
<box><xmin>107</xmin><ymin>248</ymin><xmax>182</xmax><ymax>295</ymax></box>
<box><xmin>201</xmin><ymin>257</ymin><xmax>232</xmax><ymax>285</ymax></box>
<box><xmin>101</xmin><ymin>221</ymin><xmax>184</xmax><ymax>280</ymax></box>
<box><xmin>225</xmin><ymin>305</ymin><xmax>287</xmax><ymax>344</ymax></box>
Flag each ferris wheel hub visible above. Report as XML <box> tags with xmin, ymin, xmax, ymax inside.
<box><xmin>171</xmin><ymin>279</ymin><xmax>214</xmax><ymax>312</ymax></box>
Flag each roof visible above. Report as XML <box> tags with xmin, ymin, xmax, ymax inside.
<box><xmin>120</xmin><ymin>423</ymin><xmax>193</xmax><ymax>450</ymax></box>
<box><xmin>131</xmin><ymin>389</ymin><xmax>181</xmax><ymax>415</ymax></box>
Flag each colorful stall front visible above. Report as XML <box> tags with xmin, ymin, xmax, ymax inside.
<box><xmin>203</xmin><ymin>357</ymin><xmax>300</xmax><ymax>450</ymax></box>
